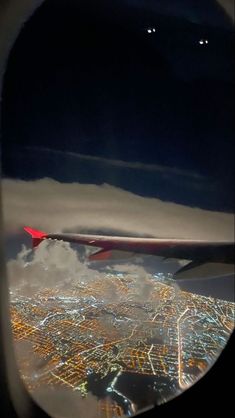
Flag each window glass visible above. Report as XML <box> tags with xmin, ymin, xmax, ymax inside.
<box><xmin>1</xmin><ymin>1</ymin><xmax>234</xmax><ymax>417</ymax></box>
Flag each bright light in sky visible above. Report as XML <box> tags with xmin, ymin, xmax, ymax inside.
<box><xmin>147</xmin><ymin>28</ymin><xmax>156</xmax><ymax>34</ymax></box>
<box><xmin>199</xmin><ymin>39</ymin><xmax>209</xmax><ymax>45</ymax></box>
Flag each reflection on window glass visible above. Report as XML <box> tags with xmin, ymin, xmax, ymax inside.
<box><xmin>1</xmin><ymin>1</ymin><xmax>234</xmax><ymax>417</ymax></box>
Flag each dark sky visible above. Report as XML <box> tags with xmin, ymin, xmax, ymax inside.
<box><xmin>1</xmin><ymin>0</ymin><xmax>235</xmax><ymax>210</ymax></box>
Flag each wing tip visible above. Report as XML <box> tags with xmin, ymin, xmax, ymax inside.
<box><xmin>24</xmin><ymin>226</ymin><xmax>47</xmax><ymax>247</ymax></box>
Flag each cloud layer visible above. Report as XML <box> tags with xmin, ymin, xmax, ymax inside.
<box><xmin>2</xmin><ymin>178</ymin><xmax>234</xmax><ymax>240</ymax></box>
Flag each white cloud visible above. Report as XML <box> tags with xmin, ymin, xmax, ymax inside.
<box><xmin>2</xmin><ymin>178</ymin><xmax>234</xmax><ymax>241</ymax></box>
<box><xmin>8</xmin><ymin>240</ymin><xmax>168</xmax><ymax>306</ymax></box>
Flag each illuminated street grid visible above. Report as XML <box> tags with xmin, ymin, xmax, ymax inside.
<box><xmin>11</xmin><ymin>273</ymin><xmax>234</xmax><ymax>416</ymax></box>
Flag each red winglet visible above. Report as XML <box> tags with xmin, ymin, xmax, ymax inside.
<box><xmin>24</xmin><ymin>226</ymin><xmax>47</xmax><ymax>248</ymax></box>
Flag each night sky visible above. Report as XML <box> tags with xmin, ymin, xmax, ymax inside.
<box><xmin>1</xmin><ymin>0</ymin><xmax>235</xmax><ymax>210</ymax></box>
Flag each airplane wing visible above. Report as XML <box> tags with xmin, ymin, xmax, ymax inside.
<box><xmin>24</xmin><ymin>227</ymin><xmax>234</xmax><ymax>279</ymax></box>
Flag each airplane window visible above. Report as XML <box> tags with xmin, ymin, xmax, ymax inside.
<box><xmin>1</xmin><ymin>1</ymin><xmax>234</xmax><ymax>417</ymax></box>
